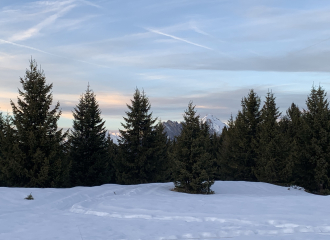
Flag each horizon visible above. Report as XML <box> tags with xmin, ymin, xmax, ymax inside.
<box><xmin>1</xmin><ymin>0</ymin><xmax>330</xmax><ymax>132</ymax></box>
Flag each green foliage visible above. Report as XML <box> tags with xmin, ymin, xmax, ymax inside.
<box><xmin>0</xmin><ymin>114</ymin><xmax>25</xmax><ymax>187</ymax></box>
<box><xmin>69</xmin><ymin>85</ymin><xmax>113</xmax><ymax>186</ymax></box>
<box><xmin>1</xmin><ymin>60</ymin><xmax>69</xmax><ymax>188</ymax></box>
<box><xmin>220</xmin><ymin>90</ymin><xmax>261</xmax><ymax>181</ymax></box>
<box><xmin>217</xmin><ymin>116</ymin><xmax>236</xmax><ymax>180</ymax></box>
<box><xmin>298</xmin><ymin>86</ymin><xmax>330</xmax><ymax>192</ymax></box>
<box><xmin>279</xmin><ymin>103</ymin><xmax>304</xmax><ymax>185</ymax></box>
<box><xmin>254</xmin><ymin>91</ymin><xmax>292</xmax><ymax>183</ymax></box>
<box><xmin>172</xmin><ymin>102</ymin><xmax>215</xmax><ymax>194</ymax></box>
<box><xmin>115</xmin><ymin>88</ymin><xmax>169</xmax><ymax>184</ymax></box>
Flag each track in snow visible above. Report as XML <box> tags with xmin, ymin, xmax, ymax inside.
<box><xmin>0</xmin><ymin>181</ymin><xmax>329</xmax><ymax>240</ymax></box>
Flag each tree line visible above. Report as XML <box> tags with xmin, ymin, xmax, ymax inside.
<box><xmin>1</xmin><ymin>60</ymin><xmax>330</xmax><ymax>195</ymax></box>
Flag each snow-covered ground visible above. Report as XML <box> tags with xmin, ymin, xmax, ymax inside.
<box><xmin>1</xmin><ymin>181</ymin><xmax>329</xmax><ymax>240</ymax></box>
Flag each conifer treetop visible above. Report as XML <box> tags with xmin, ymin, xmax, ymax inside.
<box><xmin>119</xmin><ymin>88</ymin><xmax>157</xmax><ymax>143</ymax></box>
<box><xmin>11</xmin><ymin>59</ymin><xmax>62</xmax><ymax>133</ymax></box>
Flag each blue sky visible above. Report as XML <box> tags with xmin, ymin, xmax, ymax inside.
<box><xmin>1</xmin><ymin>0</ymin><xmax>330</xmax><ymax>132</ymax></box>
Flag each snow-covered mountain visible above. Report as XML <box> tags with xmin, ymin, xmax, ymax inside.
<box><xmin>201</xmin><ymin>114</ymin><xmax>226</xmax><ymax>135</ymax></box>
<box><xmin>108</xmin><ymin>132</ymin><xmax>120</xmax><ymax>145</ymax></box>
<box><xmin>163</xmin><ymin>114</ymin><xmax>226</xmax><ymax>140</ymax></box>
<box><xmin>109</xmin><ymin>114</ymin><xmax>226</xmax><ymax>143</ymax></box>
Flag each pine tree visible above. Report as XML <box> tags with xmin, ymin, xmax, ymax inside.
<box><xmin>299</xmin><ymin>86</ymin><xmax>330</xmax><ymax>193</ymax></box>
<box><xmin>107</xmin><ymin>135</ymin><xmax>118</xmax><ymax>183</ymax></box>
<box><xmin>0</xmin><ymin>113</ymin><xmax>9</xmax><ymax>186</ymax></box>
<box><xmin>221</xmin><ymin>90</ymin><xmax>261</xmax><ymax>181</ymax></box>
<box><xmin>0</xmin><ymin>112</ymin><xmax>4</xmax><ymax>130</ymax></box>
<box><xmin>172</xmin><ymin>102</ymin><xmax>215</xmax><ymax>194</ymax></box>
<box><xmin>3</xmin><ymin>59</ymin><xmax>69</xmax><ymax>187</ymax></box>
<box><xmin>0</xmin><ymin>114</ymin><xmax>25</xmax><ymax>187</ymax></box>
<box><xmin>254</xmin><ymin>91</ymin><xmax>291</xmax><ymax>183</ymax></box>
<box><xmin>152</xmin><ymin>121</ymin><xmax>171</xmax><ymax>182</ymax></box>
<box><xmin>115</xmin><ymin>88</ymin><xmax>168</xmax><ymax>184</ymax></box>
<box><xmin>280</xmin><ymin>103</ymin><xmax>303</xmax><ymax>185</ymax></box>
<box><xmin>218</xmin><ymin>115</ymin><xmax>238</xmax><ymax>180</ymax></box>
<box><xmin>69</xmin><ymin>85</ymin><xmax>112</xmax><ymax>186</ymax></box>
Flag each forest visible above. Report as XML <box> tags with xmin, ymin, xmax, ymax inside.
<box><xmin>1</xmin><ymin>60</ymin><xmax>330</xmax><ymax>195</ymax></box>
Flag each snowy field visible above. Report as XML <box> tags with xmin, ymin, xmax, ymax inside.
<box><xmin>1</xmin><ymin>181</ymin><xmax>329</xmax><ymax>240</ymax></box>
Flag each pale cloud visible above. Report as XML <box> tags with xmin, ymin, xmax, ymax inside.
<box><xmin>196</xmin><ymin>105</ymin><xmax>228</xmax><ymax>110</ymax></box>
<box><xmin>137</xmin><ymin>73</ymin><xmax>168</xmax><ymax>80</ymax></box>
<box><xmin>0</xmin><ymin>38</ymin><xmax>114</xmax><ymax>69</ymax></box>
<box><xmin>9</xmin><ymin>4</ymin><xmax>76</xmax><ymax>41</ymax></box>
<box><xmin>55</xmin><ymin>91</ymin><xmax>130</xmax><ymax>109</ymax></box>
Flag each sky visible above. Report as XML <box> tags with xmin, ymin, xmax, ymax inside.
<box><xmin>1</xmin><ymin>0</ymin><xmax>330</xmax><ymax>132</ymax></box>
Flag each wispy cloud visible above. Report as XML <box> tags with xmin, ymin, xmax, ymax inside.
<box><xmin>79</xmin><ymin>0</ymin><xmax>102</xmax><ymax>9</ymax></box>
<box><xmin>145</xmin><ymin>28</ymin><xmax>213</xmax><ymax>50</ymax></box>
<box><xmin>189</xmin><ymin>21</ymin><xmax>211</xmax><ymax>37</ymax></box>
<box><xmin>9</xmin><ymin>4</ymin><xmax>76</xmax><ymax>41</ymax></box>
<box><xmin>0</xmin><ymin>38</ymin><xmax>112</xmax><ymax>69</ymax></box>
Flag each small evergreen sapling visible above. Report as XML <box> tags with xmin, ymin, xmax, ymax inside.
<box><xmin>25</xmin><ymin>193</ymin><xmax>34</xmax><ymax>200</ymax></box>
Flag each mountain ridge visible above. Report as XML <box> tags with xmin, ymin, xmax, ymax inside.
<box><xmin>109</xmin><ymin>114</ymin><xmax>226</xmax><ymax>143</ymax></box>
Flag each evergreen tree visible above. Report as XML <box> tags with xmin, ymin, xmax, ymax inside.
<box><xmin>172</xmin><ymin>102</ymin><xmax>215</xmax><ymax>194</ymax></box>
<box><xmin>279</xmin><ymin>103</ymin><xmax>303</xmax><ymax>185</ymax></box>
<box><xmin>218</xmin><ymin>115</ymin><xmax>238</xmax><ymax>180</ymax></box>
<box><xmin>220</xmin><ymin>90</ymin><xmax>261</xmax><ymax>181</ymax></box>
<box><xmin>299</xmin><ymin>86</ymin><xmax>330</xmax><ymax>193</ymax></box>
<box><xmin>2</xmin><ymin>59</ymin><xmax>69</xmax><ymax>187</ymax></box>
<box><xmin>0</xmin><ymin>113</ymin><xmax>9</xmax><ymax>186</ymax></box>
<box><xmin>107</xmin><ymin>135</ymin><xmax>118</xmax><ymax>183</ymax></box>
<box><xmin>69</xmin><ymin>85</ymin><xmax>112</xmax><ymax>186</ymax></box>
<box><xmin>115</xmin><ymin>88</ymin><xmax>168</xmax><ymax>184</ymax></box>
<box><xmin>0</xmin><ymin>112</ymin><xmax>4</xmax><ymax>130</ymax></box>
<box><xmin>210</xmin><ymin>132</ymin><xmax>222</xmax><ymax>180</ymax></box>
<box><xmin>254</xmin><ymin>91</ymin><xmax>291</xmax><ymax>183</ymax></box>
<box><xmin>0</xmin><ymin>115</ymin><xmax>24</xmax><ymax>187</ymax></box>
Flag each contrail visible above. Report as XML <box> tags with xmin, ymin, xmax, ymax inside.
<box><xmin>0</xmin><ymin>38</ymin><xmax>111</xmax><ymax>69</ymax></box>
<box><xmin>145</xmin><ymin>28</ymin><xmax>212</xmax><ymax>50</ymax></box>
<box><xmin>294</xmin><ymin>37</ymin><xmax>330</xmax><ymax>54</ymax></box>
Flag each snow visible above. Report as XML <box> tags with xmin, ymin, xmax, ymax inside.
<box><xmin>109</xmin><ymin>132</ymin><xmax>120</xmax><ymax>145</ymax></box>
<box><xmin>1</xmin><ymin>181</ymin><xmax>329</xmax><ymax>240</ymax></box>
<box><xmin>201</xmin><ymin>114</ymin><xmax>226</xmax><ymax>135</ymax></box>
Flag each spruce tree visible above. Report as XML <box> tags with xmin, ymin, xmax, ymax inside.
<box><xmin>218</xmin><ymin>115</ymin><xmax>238</xmax><ymax>180</ymax></box>
<box><xmin>69</xmin><ymin>85</ymin><xmax>112</xmax><ymax>186</ymax></box>
<box><xmin>0</xmin><ymin>115</ymin><xmax>25</xmax><ymax>187</ymax></box>
<box><xmin>3</xmin><ymin>59</ymin><xmax>69</xmax><ymax>187</ymax></box>
<box><xmin>299</xmin><ymin>86</ymin><xmax>330</xmax><ymax>193</ymax></box>
<box><xmin>221</xmin><ymin>90</ymin><xmax>261</xmax><ymax>181</ymax></box>
<box><xmin>254</xmin><ymin>91</ymin><xmax>291</xmax><ymax>183</ymax></box>
<box><xmin>172</xmin><ymin>102</ymin><xmax>215</xmax><ymax>194</ymax></box>
<box><xmin>0</xmin><ymin>113</ymin><xmax>9</xmax><ymax>186</ymax></box>
<box><xmin>115</xmin><ymin>88</ymin><xmax>168</xmax><ymax>184</ymax></box>
<box><xmin>280</xmin><ymin>103</ymin><xmax>303</xmax><ymax>185</ymax></box>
